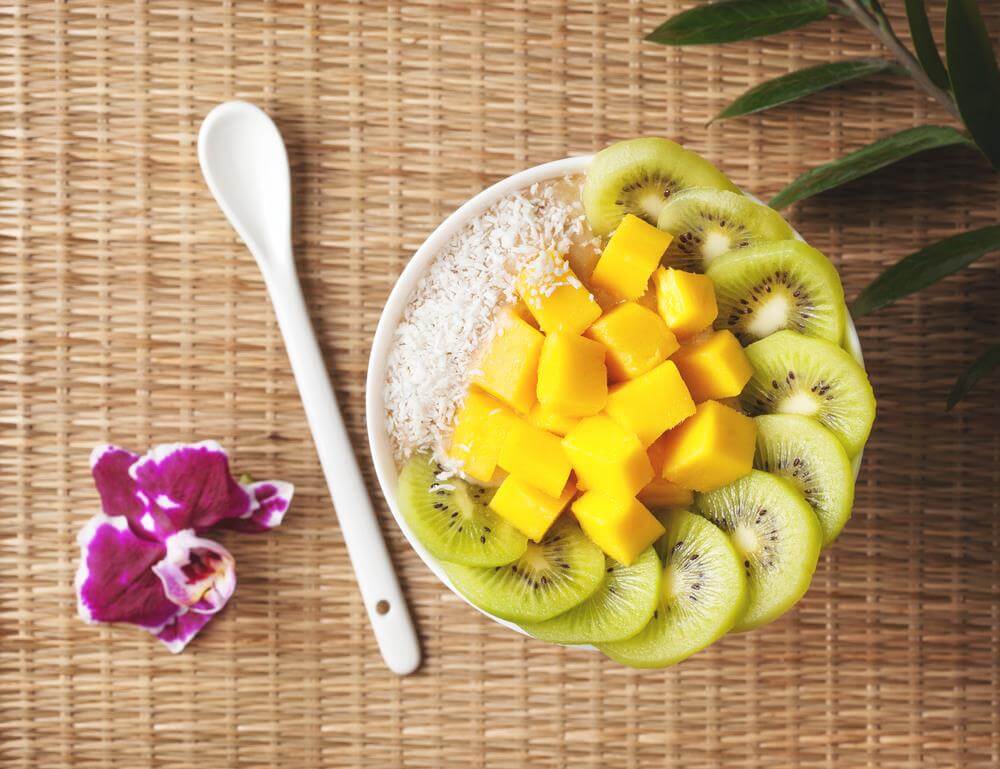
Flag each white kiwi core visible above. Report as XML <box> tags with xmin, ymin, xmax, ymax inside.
<box><xmin>733</xmin><ymin>525</ymin><xmax>760</xmax><ymax>559</ymax></box>
<box><xmin>746</xmin><ymin>293</ymin><xmax>792</xmax><ymax>339</ymax></box>
<box><xmin>777</xmin><ymin>391</ymin><xmax>821</xmax><ymax>417</ymax></box>
<box><xmin>702</xmin><ymin>231</ymin><xmax>734</xmax><ymax>262</ymax></box>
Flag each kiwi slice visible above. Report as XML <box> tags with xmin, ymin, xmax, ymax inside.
<box><xmin>398</xmin><ymin>454</ymin><xmax>527</xmax><ymax>567</ymax></box>
<box><xmin>696</xmin><ymin>470</ymin><xmax>822</xmax><ymax>631</ymax></box>
<box><xmin>657</xmin><ymin>189</ymin><xmax>794</xmax><ymax>272</ymax></box>
<box><xmin>520</xmin><ymin>548</ymin><xmax>661</xmax><ymax>645</ymax></box>
<box><xmin>583</xmin><ymin>138</ymin><xmax>739</xmax><ymax>235</ymax></box>
<box><xmin>742</xmin><ymin>330</ymin><xmax>876</xmax><ymax>457</ymax></box>
<box><xmin>442</xmin><ymin>517</ymin><xmax>605</xmax><ymax>624</ymax></box>
<box><xmin>707</xmin><ymin>240</ymin><xmax>847</xmax><ymax>345</ymax></box>
<box><xmin>754</xmin><ymin>414</ymin><xmax>854</xmax><ymax>546</ymax></box>
<box><xmin>599</xmin><ymin>510</ymin><xmax>748</xmax><ymax>668</ymax></box>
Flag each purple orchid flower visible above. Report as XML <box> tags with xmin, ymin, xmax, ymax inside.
<box><xmin>75</xmin><ymin>441</ymin><xmax>293</xmax><ymax>653</ymax></box>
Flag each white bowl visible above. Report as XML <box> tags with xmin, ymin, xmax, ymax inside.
<box><xmin>365</xmin><ymin>154</ymin><xmax>865</xmax><ymax>637</ymax></box>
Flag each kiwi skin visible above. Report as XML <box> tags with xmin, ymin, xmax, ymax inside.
<box><xmin>754</xmin><ymin>414</ymin><xmax>855</xmax><ymax>547</ymax></box>
<box><xmin>696</xmin><ymin>470</ymin><xmax>822</xmax><ymax>632</ymax></box>
<box><xmin>583</xmin><ymin>138</ymin><xmax>739</xmax><ymax>235</ymax></box>
<box><xmin>657</xmin><ymin>188</ymin><xmax>794</xmax><ymax>273</ymax></box>
<box><xmin>397</xmin><ymin>454</ymin><xmax>528</xmax><ymax>567</ymax></box>
<box><xmin>442</xmin><ymin>517</ymin><xmax>606</xmax><ymax>624</ymax></box>
<box><xmin>742</xmin><ymin>330</ymin><xmax>876</xmax><ymax>457</ymax></box>
<box><xmin>707</xmin><ymin>239</ymin><xmax>847</xmax><ymax>345</ymax></box>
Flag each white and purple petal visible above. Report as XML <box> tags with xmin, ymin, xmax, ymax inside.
<box><xmin>90</xmin><ymin>445</ymin><xmax>143</xmax><ymax>521</ymax></box>
<box><xmin>152</xmin><ymin>529</ymin><xmax>236</xmax><ymax>613</ymax></box>
<box><xmin>154</xmin><ymin>608</ymin><xmax>218</xmax><ymax>654</ymax></box>
<box><xmin>75</xmin><ymin>513</ymin><xmax>178</xmax><ymax>631</ymax></box>
<box><xmin>220</xmin><ymin>480</ymin><xmax>294</xmax><ymax>533</ymax></box>
<box><xmin>129</xmin><ymin>441</ymin><xmax>253</xmax><ymax>535</ymax></box>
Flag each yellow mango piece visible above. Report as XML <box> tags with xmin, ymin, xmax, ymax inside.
<box><xmin>604</xmin><ymin>360</ymin><xmax>696</xmax><ymax>446</ymax></box>
<box><xmin>536</xmin><ymin>332</ymin><xmax>608</xmax><ymax>418</ymax></box>
<box><xmin>638</xmin><ymin>434</ymin><xmax>696</xmax><ymax>508</ymax></box>
<box><xmin>489</xmin><ymin>475</ymin><xmax>575</xmax><ymax>542</ymax></box>
<box><xmin>571</xmin><ymin>491</ymin><xmax>665</xmax><ymax>566</ymax></box>
<box><xmin>672</xmin><ymin>330</ymin><xmax>753</xmax><ymax>402</ymax></box>
<box><xmin>586</xmin><ymin>302</ymin><xmax>679</xmax><ymax>382</ymax></box>
<box><xmin>472</xmin><ymin>308</ymin><xmax>545</xmax><ymax>413</ymax></box>
<box><xmin>589</xmin><ymin>214</ymin><xmax>673</xmax><ymax>301</ymax></box>
<box><xmin>528</xmin><ymin>402</ymin><xmax>580</xmax><ymax>437</ymax></box>
<box><xmin>447</xmin><ymin>388</ymin><xmax>516</xmax><ymax>483</ymax></box>
<box><xmin>654</xmin><ymin>267</ymin><xmax>718</xmax><ymax>338</ymax></box>
<box><xmin>659</xmin><ymin>400</ymin><xmax>756</xmax><ymax>492</ymax></box>
<box><xmin>497</xmin><ymin>418</ymin><xmax>572</xmax><ymax>498</ymax></box>
<box><xmin>562</xmin><ymin>415</ymin><xmax>654</xmax><ymax>498</ymax></box>
<box><xmin>508</xmin><ymin>300</ymin><xmax>538</xmax><ymax>328</ymax></box>
<box><xmin>517</xmin><ymin>251</ymin><xmax>602</xmax><ymax>335</ymax></box>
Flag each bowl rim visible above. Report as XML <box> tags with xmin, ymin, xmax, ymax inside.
<box><xmin>365</xmin><ymin>153</ymin><xmax>864</xmax><ymax>638</ymax></box>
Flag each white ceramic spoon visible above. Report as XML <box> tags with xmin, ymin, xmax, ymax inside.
<box><xmin>198</xmin><ymin>101</ymin><xmax>421</xmax><ymax>675</ymax></box>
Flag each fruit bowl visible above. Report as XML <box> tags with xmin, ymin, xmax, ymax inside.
<box><xmin>366</xmin><ymin>153</ymin><xmax>866</xmax><ymax>640</ymax></box>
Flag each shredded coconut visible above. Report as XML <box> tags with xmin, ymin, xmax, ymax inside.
<box><xmin>384</xmin><ymin>177</ymin><xmax>591</xmax><ymax>472</ymax></box>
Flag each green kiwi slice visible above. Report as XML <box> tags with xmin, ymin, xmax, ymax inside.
<box><xmin>657</xmin><ymin>189</ymin><xmax>794</xmax><ymax>272</ymax></box>
<box><xmin>742</xmin><ymin>330</ymin><xmax>876</xmax><ymax>457</ymax></box>
<box><xmin>583</xmin><ymin>137</ymin><xmax>739</xmax><ymax>235</ymax></box>
<box><xmin>598</xmin><ymin>510</ymin><xmax>748</xmax><ymax>668</ymax></box>
<box><xmin>696</xmin><ymin>470</ymin><xmax>822</xmax><ymax>631</ymax></box>
<box><xmin>520</xmin><ymin>548</ymin><xmax>661</xmax><ymax>645</ymax></box>
<box><xmin>707</xmin><ymin>240</ymin><xmax>847</xmax><ymax>345</ymax></box>
<box><xmin>754</xmin><ymin>414</ymin><xmax>855</xmax><ymax>546</ymax></box>
<box><xmin>398</xmin><ymin>453</ymin><xmax>527</xmax><ymax>567</ymax></box>
<box><xmin>442</xmin><ymin>517</ymin><xmax>605</xmax><ymax>624</ymax></box>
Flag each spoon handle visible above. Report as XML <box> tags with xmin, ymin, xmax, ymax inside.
<box><xmin>265</xmin><ymin>265</ymin><xmax>421</xmax><ymax>675</ymax></box>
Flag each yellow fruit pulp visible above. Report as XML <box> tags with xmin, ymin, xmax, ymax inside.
<box><xmin>654</xmin><ymin>267</ymin><xmax>718</xmax><ymax>339</ymax></box>
<box><xmin>447</xmin><ymin>387</ymin><xmax>516</xmax><ymax>483</ymax></box>
<box><xmin>586</xmin><ymin>301</ymin><xmax>679</xmax><ymax>382</ymax></box>
<box><xmin>671</xmin><ymin>329</ymin><xmax>754</xmax><ymax>402</ymax></box>
<box><xmin>517</xmin><ymin>251</ymin><xmax>602</xmax><ymax>336</ymax></box>
<box><xmin>536</xmin><ymin>332</ymin><xmax>608</xmax><ymax>417</ymax></box>
<box><xmin>604</xmin><ymin>360</ymin><xmax>696</xmax><ymax>447</ymax></box>
<box><xmin>561</xmin><ymin>415</ymin><xmax>654</xmax><ymax>498</ymax></box>
<box><xmin>497</xmin><ymin>418</ymin><xmax>572</xmax><ymax>498</ymax></box>
<box><xmin>489</xmin><ymin>475</ymin><xmax>575</xmax><ymax>542</ymax></box>
<box><xmin>571</xmin><ymin>491</ymin><xmax>665</xmax><ymax>565</ymax></box>
<box><xmin>658</xmin><ymin>400</ymin><xmax>756</xmax><ymax>492</ymax></box>
<box><xmin>589</xmin><ymin>214</ymin><xmax>673</xmax><ymax>301</ymax></box>
<box><xmin>472</xmin><ymin>308</ymin><xmax>545</xmax><ymax>414</ymax></box>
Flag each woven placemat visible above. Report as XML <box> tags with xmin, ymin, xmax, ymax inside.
<box><xmin>2</xmin><ymin>2</ymin><xmax>998</xmax><ymax>767</ymax></box>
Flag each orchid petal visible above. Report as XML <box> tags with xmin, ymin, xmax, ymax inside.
<box><xmin>129</xmin><ymin>441</ymin><xmax>253</xmax><ymax>536</ymax></box>
<box><xmin>219</xmin><ymin>480</ymin><xmax>295</xmax><ymax>533</ymax></box>
<box><xmin>75</xmin><ymin>513</ymin><xmax>178</xmax><ymax>631</ymax></box>
<box><xmin>152</xmin><ymin>530</ymin><xmax>236</xmax><ymax>613</ymax></box>
<box><xmin>90</xmin><ymin>445</ymin><xmax>143</xmax><ymax>521</ymax></box>
<box><xmin>154</xmin><ymin>609</ymin><xmax>217</xmax><ymax>654</ymax></box>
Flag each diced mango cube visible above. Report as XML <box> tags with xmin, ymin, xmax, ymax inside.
<box><xmin>497</xmin><ymin>418</ymin><xmax>572</xmax><ymax>498</ymax></box>
<box><xmin>638</xmin><ymin>434</ymin><xmax>696</xmax><ymax>508</ymax></box>
<box><xmin>589</xmin><ymin>214</ymin><xmax>673</xmax><ymax>301</ymax></box>
<box><xmin>536</xmin><ymin>332</ymin><xmax>608</xmax><ymax>417</ymax></box>
<box><xmin>472</xmin><ymin>308</ymin><xmax>545</xmax><ymax>413</ymax></box>
<box><xmin>447</xmin><ymin>388</ymin><xmax>516</xmax><ymax>483</ymax></box>
<box><xmin>638</xmin><ymin>478</ymin><xmax>695</xmax><ymax>509</ymax></box>
<box><xmin>571</xmin><ymin>491</ymin><xmax>665</xmax><ymax>565</ymax></box>
<box><xmin>586</xmin><ymin>302</ymin><xmax>679</xmax><ymax>382</ymax></box>
<box><xmin>517</xmin><ymin>251</ymin><xmax>602</xmax><ymax>335</ymax></box>
<box><xmin>672</xmin><ymin>330</ymin><xmax>753</xmax><ymax>402</ymax></box>
<box><xmin>489</xmin><ymin>475</ymin><xmax>575</xmax><ymax>542</ymax></box>
<box><xmin>654</xmin><ymin>267</ymin><xmax>718</xmax><ymax>338</ymax></box>
<box><xmin>508</xmin><ymin>300</ymin><xmax>538</xmax><ymax>328</ymax></box>
<box><xmin>562</xmin><ymin>415</ymin><xmax>654</xmax><ymax>498</ymax></box>
<box><xmin>528</xmin><ymin>402</ymin><xmax>580</xmax><ymax>437</ymax></box>
<box><xmin>604</xmin><ymin>360</ymin><xmax>696</xmax><ymax>447</ymax></box>
<box><xmin>659</xmin><ymin>400</ymin><xmax>756</xmax><ymax>491</ymax></box>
